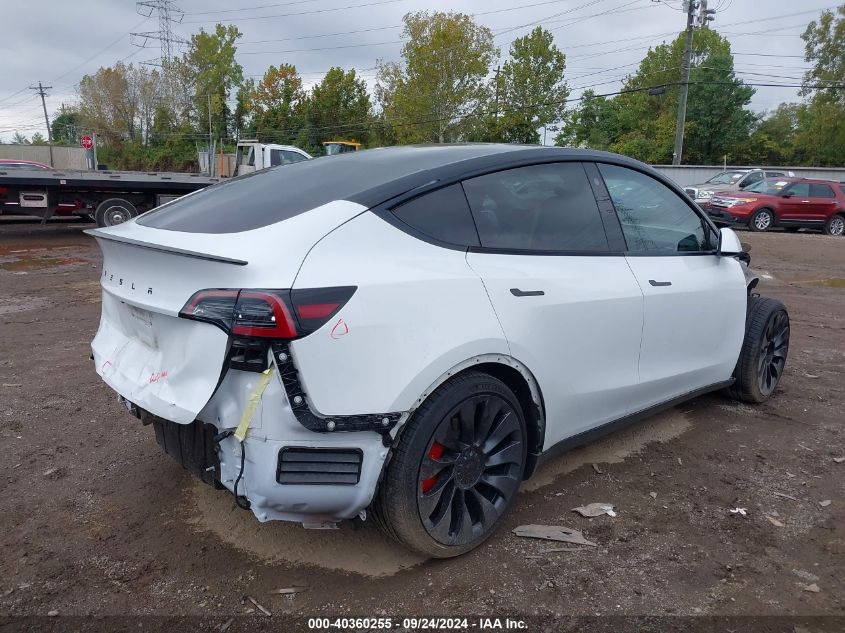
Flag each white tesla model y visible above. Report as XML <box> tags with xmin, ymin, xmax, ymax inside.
<box><xmin>88</xmin><ymin>145</ymin><xmax>789</xmax><ymax>557</ymax></box>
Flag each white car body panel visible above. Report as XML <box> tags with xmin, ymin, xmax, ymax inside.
<box><xmin>466</xmin><ymin>253</ymin><xmax>645</xmax><ymax>447</ymax></box>
<box><xmin>86</xmin><ymin>146</ymin><xmax>765</xmax><ymax>532</ymax></box>
<box><xmin>90</xmin><ymin>200</ymin><xmax>367</xmax><ymax>422</ymax></box>
<box><xmin>291</xmin><ymin>211</ymin><xmax>510</xmax><ymax>415</ymax></box>
<box><xmin>624</xmin><ymin>254</ymin><xmax>747</xmax><ymax>409</ymax></box>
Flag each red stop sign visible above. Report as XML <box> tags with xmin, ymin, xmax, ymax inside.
<box><xmin>80</xmin><ymin>135</ymin><xmax>93</xmax><ymax>150</ymax></box>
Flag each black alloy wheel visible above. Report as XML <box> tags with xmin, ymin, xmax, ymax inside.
<box><xmin>727</xmin><ymin>295</ymin><xmax>790</xmax><ymax>404</ymax></box>
<box><xmin>757</xmin><ymin>310</ymin><xmax>790</xmax><ymax>397</ymax></box>
<box><xmin>373</xmin><ymin>371</ymin><xmax>527</xmax><ymax>557</ymax></box>
<box><xmin>417</xmin><ymin>394</ymin><xmax>523</xmax><ymax>546</ymax></box>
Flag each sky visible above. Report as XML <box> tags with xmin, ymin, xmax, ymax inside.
<box><xmin>0</xmin><ymin>0</ymin><xmax>833</xmax><ymax>143</ymax></box>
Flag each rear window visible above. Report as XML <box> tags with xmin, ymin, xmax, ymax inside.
<box><xmin>138</xmin><ymin>146</ymin><xmax>510</xmax><ymax>234</ymax></box>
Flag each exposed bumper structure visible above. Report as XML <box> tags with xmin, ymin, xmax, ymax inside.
<box><xmin>120</xmin><ymin>355</ymin><xmax>403</xmax><ymax>525</ymax></box>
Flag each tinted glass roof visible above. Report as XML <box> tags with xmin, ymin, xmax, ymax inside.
<box><xmin>138</xmin><ymin>144</ymin><xmax>537</xmax><ymax>234</ymax></box>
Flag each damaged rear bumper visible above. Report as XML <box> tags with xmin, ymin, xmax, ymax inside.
<box><xmin>123</xmin><ymin>357</ymin><xmax>403</xmax><ymax>526</ymax></box>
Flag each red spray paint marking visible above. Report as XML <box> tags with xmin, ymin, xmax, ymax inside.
<box><xmin>330</xmin><ymin>318</ymin><xmax>349</xmax><ymax>339</ymax></box>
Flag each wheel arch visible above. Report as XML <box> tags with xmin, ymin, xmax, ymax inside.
<box><xmin>401</xmin><ymin>354</ymin><xmax>546</xmax><ymax>479</ymax></box>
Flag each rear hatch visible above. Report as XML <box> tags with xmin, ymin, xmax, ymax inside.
<box><xmin>88</xmin><ymin>199</ymin><xmax>365</xmax><ymax>424</ymax></box>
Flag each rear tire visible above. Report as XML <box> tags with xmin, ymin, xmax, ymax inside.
<box><xmin>727</xmin><ymin>296</ymin><xmax>789</xmax><ymax>403</ymax></box>
<box><xmin>373</xmin><ymin>371</ymin><xmax>527</xmax><ymax>558</ymax></box>
<box><xmin>750</xmin><ymin>208</ymin><xmax>774</xmax><ymax>232</ymax></box>
<box><xmin>95</xmin><ymin>198</ymin><xmax>138</xmax><ymax>227</ymax></box>
<box><xmin>824</xmin><ymin>213</ymin><xmax>845</xmax><ymax>236</ymax></box>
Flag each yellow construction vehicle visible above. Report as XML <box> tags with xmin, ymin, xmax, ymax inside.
<box><xmin>323</xmin><ymin>141</ymin><xmax>361</xmax><ymax>155</ymax></box>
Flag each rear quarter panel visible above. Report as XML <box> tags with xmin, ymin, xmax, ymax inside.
<box><xmin>290</xmin><ymin>211</ymin><xmax>510</xmax><ymax>416</ymax></box>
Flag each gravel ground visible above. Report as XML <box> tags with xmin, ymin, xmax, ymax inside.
<box><xmin>0</xmin><ymin>219</ymin><xmax>842</xmax><ymax>629</ymax></box>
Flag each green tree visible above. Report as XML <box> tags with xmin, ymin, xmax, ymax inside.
<box><xmin>801</xmin><ymin>5</ymin><xmax>845</xmax><ymax>104</ymax></box>
<box><xmin>30</xmin><ymin>132</ymin><xmax>47</xmax><ymax>145</ymax></box>
<box><xmin>598</xmin><ymin>28</ymin><xmax>754</xmax><ymax>163</ymax></box>
<box><xmin>792</xmin><ymin>5</ymin><xmax>845</xmax><ymax>166</ymax></box>
<box><xmin>78</xmin><ymin>62</ymin><xmax>162</xmax><ymax>145</ymax></box>
<box><xmin>304</xmin><ymin>67</ymin><xmax>372</xmax><ymax>151</ymax></box>
<box><xmin>683</xmin><ymin>47</ymin><xmax>755</xmax><ymax>164</ymax></box>
<box><xmin>555</xmin><ymin>89</ymin><xmax>620</xmax><ymax>149</ymax></box>
<box><xmin>737</xmin><ymin>103</ymin><xmax>800</xmax><ymax>165</ymax></box>
<box><xmin>251</xmin><ymin>64</ymin><xmax>306</xmax><ymax>143</ymax></box>
<box><xmin>376</xmin><ymin>11</ymin><xmax>497</xmax><ymax>143</ymax></box>
<box><xmin>793</xmin><ymin>98</ymin><xmax>845</xmax><ymax>166</ymax></box>
<box><xmin>234</xmin><ymin>78</ymin><xmax>255</xmax><ymax>137</ymax></box>
<box><xmin>494</xmin><ymin>27</ymin><xmax>568</xmax><ymax>144</ymax></box>
<box><xmin>51</xmin><ymin>106</ymin><xmax>81</xmax><ymax>145</ymax></box>
<box><xmin>11</xmin><ymin>132</ymin><xmax>29</xmax><ymax>144</ymax></box>
<box><xmin>176</xmin><ymin>23</ymin><xmax>244</xmax><ymax>138</ymax></box>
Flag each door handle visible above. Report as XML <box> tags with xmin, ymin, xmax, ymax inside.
<box><xmin>510</xmin><ymin>288</ymin><xmax>545</xmax><ymax>297</ymax></box>
<box><xmin>648</xmin><ymin>279</ymin><xmax>672</xmax><ymax>287</ymax></box>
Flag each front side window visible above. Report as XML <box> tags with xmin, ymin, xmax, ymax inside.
<box><xmin>391</xmin><ymin>184</ymin><xmax>479</xmax><ymax>247</ymax></box>
<box><xmin>810</xmin><ymin>183</ymin><xmax>835</xmax><ymax>198</ymax></box>
<box><xmin>283</xmin><ymin>150</ymin><xmax>308</xmax><ymax>164</ymax></box>
<box><xmin>741</xmin><ymin>171</ymin><xmax>763</xmax><ymax>187</ymax></box>
<box><xmin>461</xmin><ymin>162</ymin><xmax>608</xmax><ymax>252</ymax></box>
<box><xmin>598</xmin><ymin>163</ymin><xmax>711</xmax><ymax>253</ymax></box>
<box><xmin>785</xmin><ymin>183</ymin><xmax>810</xmax><ymax>198</ymax></box>
<box><xmin>746</xmin><ymin>179</ymin><xmax>790</xmax><ymax>195</ymax></box>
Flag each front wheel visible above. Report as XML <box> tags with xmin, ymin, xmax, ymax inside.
<box><xmin>373</xmin><ymin>372</ymin><xmax>527</xmax><ymax>558</ymax></box>
<box><xmin>824</xmin><ymin>213</ymin><xmax>845</xmax><ymax>236</ymax></box>
<box><xmin>728</xmin><ymin>296</ymin><xmax>789</xmax><ymax>403</ymax></box>
<box><xmin>750</xmin><ymin>208</ymin><xmax>774</xmax><ymax>232</ymax></box>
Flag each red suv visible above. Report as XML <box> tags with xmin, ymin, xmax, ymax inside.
<box><xmin>707</xmin><ymin>177</ymin><xmax>845</xmax><ymax>235</ymax></box>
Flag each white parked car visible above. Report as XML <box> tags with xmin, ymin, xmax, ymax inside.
<box><xmin>88</xmin><ymin>145</ymin><xmax>790</xmax><ymax>557</ymax></box>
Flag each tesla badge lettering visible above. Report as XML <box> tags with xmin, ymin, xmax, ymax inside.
<box><xmin>330</xmin><ymin>318</ymin><xmax>349</xmax><ymax>339</ymax></box>
<box><xmin>149</xmin><ymin>370</ymin><xmax>168</xmax><ymax>384</ymax></box>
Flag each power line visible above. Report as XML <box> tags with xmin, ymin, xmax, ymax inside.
<box><xmin>182</xmin><ymin>0</ymin><xmax>408</xmax><ymax>24</ymax></box>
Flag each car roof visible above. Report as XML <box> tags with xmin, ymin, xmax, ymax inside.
<box><xmin>140</xmin><ymin>144</ymin><xmax>673</xmax><ymax>234</ymax></box>
<box><xmin>321</xmin><ymin>144</ymin><xmax>655</xmax><ymax>207</ymax></box>
<box><xmin>762</xmin><ymin>176</ymin><xmax>840</xmax><ymax>185</ymax></box>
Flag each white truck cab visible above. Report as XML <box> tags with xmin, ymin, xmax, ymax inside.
<box><xmin>234</xmin><ymin>141</ymin><xmax>312</xmax><ymax>176</ymax></box>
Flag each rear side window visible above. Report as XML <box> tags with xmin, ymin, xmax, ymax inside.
<box><xmin>461</xmin><ymin>162</ymin><xmax>609</xmax><ymax>252</ymax></box>
<box><xmin>599</xmin><ymin>163</ymin><xmax>711</xmax><ymax>253</ymax></box>
<box><xmin>391</xmin><ymin>184</ymin><xmax>480</xmax><ymax>247</ymax></box>
<box><xmin>810</xmin><ymin>183</ymin><xmax>835</xmax><ymax>198</ymax></box>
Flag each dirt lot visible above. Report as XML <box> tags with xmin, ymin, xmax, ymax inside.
<box><xmin>0</xmin><ymin>219</ymin><xmax>843</xmax><ymax>626</ymax></box>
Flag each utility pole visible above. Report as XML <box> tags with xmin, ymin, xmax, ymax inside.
<box><xmin>30</xmin><ymin>81</ymin><xmax>55</xmax><ymax>167</ymax></box>
<box><xmin>207</xmin><ymin>91</ymin><xmax>214</xmax><ymax>177</ymax></box>
<box><xmin>494</xmin><ymin>65</ymin><xmax>501</xmax><ymax>119</ymax></box>
<box><xmin>672</xmin><ymin>0</ymin><xmax>716</xmax><ymax>165</ymax></box>
<box><xmin>672</xmin><ymin>1</ymin><xmax>696</xmax><ymax>165</ymax></box>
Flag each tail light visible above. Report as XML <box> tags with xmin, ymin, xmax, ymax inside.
<box><xmin>179</xmin><ymin>287</ymin><xmax>355</xmax><ymax>340</ymax></box>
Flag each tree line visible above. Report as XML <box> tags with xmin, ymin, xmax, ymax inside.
<box><xmin>10</xmin><ymin>5</ymin><xmax>845</xmax><ymax>170</ymax></box>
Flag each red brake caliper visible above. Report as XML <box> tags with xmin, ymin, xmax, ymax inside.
<box><xmin>421</xmin><ymin>441</ymin><xmax>444</xmax><ymax>493</ymax></box>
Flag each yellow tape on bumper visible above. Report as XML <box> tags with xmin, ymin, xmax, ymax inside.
<box><xmin>234</xmin><ymin>367</ymin><xmax>274</xmax><ymax>443</ymax></box>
